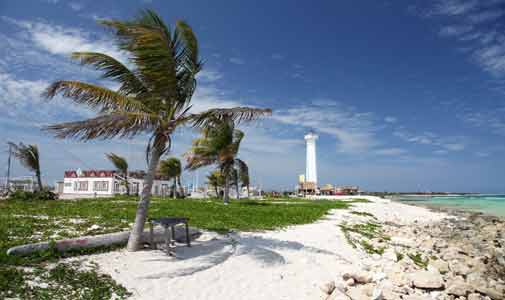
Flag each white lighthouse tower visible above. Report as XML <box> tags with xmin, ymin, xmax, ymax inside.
<box><xmin>304</xmin><ymin>131</ymin><xmax>318</xmax><ymax>185</ymax></box>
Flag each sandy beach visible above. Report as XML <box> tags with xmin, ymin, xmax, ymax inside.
<box><xmin>78</xmin><ymin>197</ymin><xmax>450</xmax><ymax>300</ymax></box>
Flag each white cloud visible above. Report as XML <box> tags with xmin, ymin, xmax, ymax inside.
<box><xmin>271</xmin><ymin>53</ymin><xmax>284</xmax><ymax>60</ymax></box>
<box><xmin>374</xmin><ymin>148</ymin><xmax>407</xmax><ymax>156</ymax></box>
<box><xmin>2</xmin><ymin>17</ymin><xmax>126</xmax><ymax>63</ymax></box>
<box><xmin>68</xmin><ymin>2</ymin><xmax>84</xmax><ymax>11</ymax></box>
<box><xmin>393</xmin><ymin>130</ymin><xmax>466</xmax><ymax>152</ymax></box>
<box><xmin>439</xmin><ymin>25</ymin><xmax>473</xmax><ymax>37</ymax></box>
<box><xmin>229</xmin><ymin>57</ymin><xmax>245</xmax><ymax>65</ymax></box>
<box><xmin>384</xmin><ymin>116</ymin><xmax>397</xmax><ymax>123</ymax></box>
<box><xmin>196</xmin><ymin>69</ymin><xmax>223</xmax><ymax>82</ymax></box>
<box><xmin>431</xmin><ymin>0</ymin><xmax>478</xmax><ymax>16</ymax></box>
<box><xmin>273</xmin><ymin>102</ymin><xmax>379</xmax><ymax>153</ymax></box>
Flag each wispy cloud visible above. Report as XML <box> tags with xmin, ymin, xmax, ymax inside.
<box><xmin>2</xmin><ymin>17</ymin><xmax>126</xmax><ymax>63</ymax></box>
<box><xmin>271</xmin><ymin>53</ymin><xmax>284</xmax><ymax>60</ymax></box>
<box><xmin>393</xmin><ymin>129</ymin><xmax>467</xmax><ymax>152</ymax></box>
<box><xmin>384</xmin><ymin>116</ymin><xmax>397</xmax><ymax>123</ymax></box>
<box><xmin>196</xmin><ymin>69</ymin><xmax>223</xmax><ymax>83</ymax></box>
<box><xmin>272</xmin><ymin>101</ymin><xmax>380</xmax><ymax>153</ymax></box>
<box><xmin>460</xmin><ymin>110</ymin><xmax>505</xmax><ymax>136</ymax></box>
<box><xmin>417</xmin><ymin>0</ymin><xmax>505</xmax><ymax>79</ymax></box>
<box><xmin>229</xmin><ymin>57</ymin><xmax>245</xmax><ymax>65</ymax></box>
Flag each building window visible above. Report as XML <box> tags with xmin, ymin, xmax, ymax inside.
<box><xmin>93</xmin><ymin>181</ymin><xmax>109</xmax><ymax>192</ymax></box>
<box><xmin>64</xmin><ymin>182</ymin><xmax>72</xmax><ymax>187</ymax></box>
<box><xmin>75</xmin><ymin>181</ymin><xmax>89</xmax><ymax>191</ymax></box>
<box><xmin>114</xmin><ymin>182</ymin><xmax>120</xmax><ymax>193</ymax></box>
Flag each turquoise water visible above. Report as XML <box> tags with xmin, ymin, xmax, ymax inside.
<box><xmin>396</xmin><ymin>194</ymin><xmax>505</xmax><ymax>217</ymax></box>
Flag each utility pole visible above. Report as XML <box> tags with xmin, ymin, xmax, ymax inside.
<box><xmin>6</xmin><ymin>143</ymin><xmax>12</xmax><ymax>193</ymax></box>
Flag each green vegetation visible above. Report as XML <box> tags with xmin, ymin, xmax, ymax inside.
<box><xmin>407</xmin><ymin>252</ymin><xmax>429</xmax><ymax>269</ymax></box>
<box><xmin>350</xmin><ymin>211</ymin><xmax>377</xmax><ymax>219</ymax></box>
<box><xmin>339</xmin><ymin>221</ymin><xmax>390</xmax><ymax>255</ymax></box>
<box><xmin>395</xmin><ymin>251</ymin><xmax>404</xmax><ymax>262</ymax></box>
<box><xmin>0</xmin><ymin>196</ymin><xmax>349</xmax><ymax>298</ymax></box>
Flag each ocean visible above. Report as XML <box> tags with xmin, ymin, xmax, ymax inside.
<box><xmin>395</xmin><ymin>194</ymin><xmax>505</xmax><ymax>217</ymax></box>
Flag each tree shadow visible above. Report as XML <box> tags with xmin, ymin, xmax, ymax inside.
<box><xmin>137</xmin><ymin>232</ymin><xmax>351</xmax><ymax>280</ymax></box>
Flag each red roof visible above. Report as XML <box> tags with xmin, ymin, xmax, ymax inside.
<box><xmin>64</xmin><ymin>170</ymin><xmax>116</xmax><ymax>178</ymax></box>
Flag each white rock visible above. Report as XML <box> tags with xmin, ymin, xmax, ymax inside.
<box><xmin>409</xmin><ymin>270</ymin><xmax>444</xmax><ymax>289</ymax></box>
<box><xmin>320</xmin><ymin>281</ymin><xmax>336</xmax><ymax>295</ymax></box>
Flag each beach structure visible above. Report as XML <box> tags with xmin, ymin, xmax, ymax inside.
<box><xmin>58</xmin><ymin>169</ymin><xmax>172</xmax><ymax>198</ymax></box>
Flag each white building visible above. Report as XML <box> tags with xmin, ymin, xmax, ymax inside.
<box><xmin>59</xmin><ymin>169</ymin><xmax>172</xmax><ymax>198</ymax></box>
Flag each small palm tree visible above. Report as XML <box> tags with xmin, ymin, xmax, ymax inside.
<box><xmin>207</xmin><ymin>170</ymin><xmax>224</xmax><ymax>198</ymax></box>
<box><xmin>106</xmin><ymin>153</ymin><xmax>129</xmax><ymax>195</ymax></box>
<box><xmin>185</xmin><ymin>116</ymin><xmax>249</xmax><ymax>204</ymax></box>
<box><xmin>238</xmin><ymin>162</ymin><xmax>250</xmax><ymax>198</ymax></box>
<box><xmin>8</xmin><ymin>142</ymin><xmax>42</xmax><ymax>191</ymax></box>
<box><xmin>159</xmin><ymin>157</ymin><xmax>183</xmax><ymax>198</ymax></box>
<box><xmin>43</xmin><ymin>10</ymin><xmax>271</xmax><ymax>251</ymax></box>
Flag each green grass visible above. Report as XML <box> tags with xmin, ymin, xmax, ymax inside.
<box><xmin>0</xmin><ymin>196</ymin><xmax>349</xmax><ymax>298</ymax></box>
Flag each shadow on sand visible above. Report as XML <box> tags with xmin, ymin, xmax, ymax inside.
<box><xmin>138</xmin><ymin>232</ymin><xmax>350</xmax><ymax>280</ymax></box>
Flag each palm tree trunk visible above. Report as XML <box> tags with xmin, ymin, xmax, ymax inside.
<box><xmin>36</xmin><ymin>170</ymin><xmax>42</xmax><ymax>191</ymax></box>
<box><xmin>247</xmin><ymin>185</ymin><xmax>250</xmax><ymax>198</ymax></box>
<box><xmin>177</xmin><ymin>176</ymin><xmax>184</xmax><ymax>198</ymax></box>
<box><xmin>126</xmin><ymin>143</ymin><xmax>163</xmax><ymax>252</ymax></box>
<box><xmin>223</xmin><ymin>172</ymin><xmax>230</xmax><ymax>205</ymax></box>
<box><xmin>214</xmin><ymin>185</ymin><xmax>219</xmax><ymax>199</ymax></box>
<box><xmin>173</xmin><ymin>178</ymin><xmax>177</xmax><ymax>199</ymax></box>
<box><xmin>125</xmin><ymin>175</ymin><xmax>130</xmax><ymax>196</ymax></box>
<box><xmin>235</xmin><ymin>182</ymin><xmax>240</xmax><ymax>200</ymax></box>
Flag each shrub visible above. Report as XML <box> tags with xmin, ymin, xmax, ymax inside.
<box><xmin>8</xmin><ymin>190</ymin><xmax>58</xmax><ymax>201</ymax></box>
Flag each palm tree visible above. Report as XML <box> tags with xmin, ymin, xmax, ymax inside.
<box><xmin>207</xmin><ymin>170</ymin><xmax>224</xmax><ymax>198</ymax></box>
<box><xmin>239</xmin><ymin>162</ymin><xmax>250</xmax><ymax>198</ymax></box>
<box><xmin>43</xmin><ymin>10</ymin><xmax>271</xmax><ymax>251</ymax></box>
<box><xmin>185</xmin><ymin>116</ymin><xmax>250</xmax><ymax>204</ymax></box>
<box><xmin>106</xmin><ymin>153</ymin><xmax>129</xmax><ymax>195</ymax></box>
<box><xmin>159</xmin><ymin>157</ymin><xmax>183</xmax><ymax>198</ymax></box>
<box><xmin>8</xmin><ymin>142</ymin><xmax>42</xmax><ymax>191</ymax></box>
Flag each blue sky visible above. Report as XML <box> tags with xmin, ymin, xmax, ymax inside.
<box><xmin>1</xmin><ymin>0</ymin><xmax>505</xmax><ymax>192</ymax></box>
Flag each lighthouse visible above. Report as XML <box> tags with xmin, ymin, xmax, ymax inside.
<box><xmin>304</xmin><ymin>131</ymin><xmax>318</xmax><ymax>185</ymax></box>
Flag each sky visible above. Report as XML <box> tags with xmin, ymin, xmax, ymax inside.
<box><xmin>1</xmin><ymin>0</ymin><xmax>505</xmax><ymax>193</ymax></box>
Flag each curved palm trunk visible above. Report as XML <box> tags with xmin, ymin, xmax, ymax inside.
<box><xmin>127</xmin><ymin>143</ymin><xmax>163</xmax><ymax>252</ymax></box>
<box><xmin>35</xmin><ymin>170</ymin><xmax>42</xmax><ymax>191</ymax></box>
<box><xmin>235</xmin><ymin>182</ymin><xmax>240</xmax><ymax>200</ymax></box>
<box><xmin>177</xmin><ymin>176</ymin><xmax>184</xmax><ymax>198</ymax></box>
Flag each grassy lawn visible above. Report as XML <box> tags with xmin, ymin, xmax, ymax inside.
<box><xmin>0</xmin><ymin>196</ymin><xmax>350</xmax><ymax>299</ymax></box>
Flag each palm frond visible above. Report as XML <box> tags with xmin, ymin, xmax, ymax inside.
<box><xmin>100</xmin><ymin>10</ymin><xmax>178</xmax><ymax>99</ymax></box>
<box><xmin>189</xmin><ymin>107</ymin><xmax>272</xmax><ymax>128</ymax></box>
<box><xmin>44</xmin><ymin>112</ymin><xmax>162</xmax><ymax>140</ymax></box>
<box><xmin>43</xmin><ymin>81</ymin><xmax>148</xmax><ymax>113</ymax></box>
<box><xmin>8</xmin><ymin>142</ymin><xmax>40</xmax><ymax>173</ymax></box>
<box><xmin>71</xmin><ymin>52</ymin><xmax>147</xmax><ymax>95</ymax></box>
<box><xmin>106</xmin><ymin>153</ymin><xmax>128</xmax><ymax>173</ymax></box>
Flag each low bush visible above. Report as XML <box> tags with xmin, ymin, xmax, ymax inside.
<box><xmin>8</xmin><ymin>190</ymin><xmax>58</xmax><ymax>201</ymax></box>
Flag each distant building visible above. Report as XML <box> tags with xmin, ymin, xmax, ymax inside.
<box><xmin>58</xmin><ymin>169</ymin><xmax>172</xmax><ymax>198</ymax></box>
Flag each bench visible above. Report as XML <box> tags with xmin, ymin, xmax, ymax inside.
<box><xmin>149</xmin><ymin>217</ymin><xmax>190</xmax><ymax>255</ymax></box>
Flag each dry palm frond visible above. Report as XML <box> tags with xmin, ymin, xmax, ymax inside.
<box><xmin>71</xmin><ymin>52</ymin><xmax>147</xmax><ymax>95</ymax></box>
<box><xmin>44</xmin><ymin>81</ymin><xmax>148</xmax><ymax>113</ymax></box>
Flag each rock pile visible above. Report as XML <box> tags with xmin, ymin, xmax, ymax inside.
<box><xmin>321</xmin><ymin>209</ymin><xmax>505</xmax><ymax>300</ymax></box>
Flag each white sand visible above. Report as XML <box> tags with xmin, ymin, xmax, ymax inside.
<box><xmin>84</xmin><ymin>197</ymin><xmax>446</xmax><ymax>300</ymax></box>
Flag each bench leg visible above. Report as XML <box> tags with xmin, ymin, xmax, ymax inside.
<box><xmin>185</xmin><ymin>222</ymin><xmax>191</xmax><ymax>247</ymax></box>
<box><xmin>164</xmin><ymin>226</ymin><xmax>170</xmax><ymax>255</ymax></box>
<box><xmin>149</xmin><ymin>222</ymin><xmax>156</xmax><ymax>250</ymax></box>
